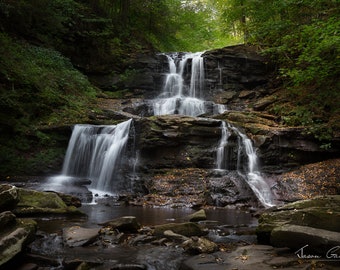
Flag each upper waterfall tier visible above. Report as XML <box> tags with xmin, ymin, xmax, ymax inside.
<box><xmin>152</xmin><ymin>52</ymin><xmax>226</xmax><ymax>116</ymax></box>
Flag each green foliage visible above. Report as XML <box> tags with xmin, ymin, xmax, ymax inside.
<box><xmin>0</xmin><ymin>33</ymin><xmax>98</xmax><ymax>175</ymax></box>
<box><xmin>220</xmin><ymin>0</ymin><xmax>339</xmax><ymax>145</ymax></box>
<box><xmin>0</xmin><ymin>33</ymin><xmax>96</xmax><ymax>126</ymax></box>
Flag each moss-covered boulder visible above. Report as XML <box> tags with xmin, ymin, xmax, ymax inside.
<box><xmin>182</xmin><ymin>237</ymin><xmax>218</xmax><ymax>254</ymax></box>
<box><xmin>185</xmin><ymin>209</ymin><xmax>207</xmax><ymax>222</ymax></box>
<box><xmin>0</xmin><ymin>185</ymin><xmax>19</xmax><ymax>211</ymax></box>
<box><xmin>256</xmin><ymin>195</ymin><xmax>340</xmax><ymax>245</ymax></box>
<box><xmin>100</xmin><ymin>216</ymin><xmax>141</xmax><ymax>233</ymax></box>
<box><xmin>13</xmin><ymin>188</ymin><xmax>84</xmax><ymax>216</ymax></box>
<box><xmin>153</xmin><ymin>222</ymin><xmax>207</xmax><ymax>237</ymax></box>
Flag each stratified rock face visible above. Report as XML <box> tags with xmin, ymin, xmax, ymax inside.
<box><xmin>112</xmin><ymin>45</ymin><xmax>271</xmax><ymax>103</ymax></box>
<box><xmin>256</xmin><ymin>195</ymin><xmax>340</xmax><ymax>250</ymax></box>
<box><xmin>203</xmin><ymin>45</ymin><xmax>270</xmax><ymax>108</ymax></box>
<box><xmin>136</xmin><ymin>115</ymin><xmax>222</xmax><ymax>169</ymax></box>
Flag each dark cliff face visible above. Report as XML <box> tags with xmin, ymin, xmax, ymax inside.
<box><xmin>135</xmin><ymin>115</ymin><xmax>222</xmax><ymax>170</ymax></box>
<box><xmin>94</xmin><ymin>44</ymin><xmax>338</xmax><ymax>172</ymax></box>
<box><xmin>203</xmin><ymin>45</ymin><xmax>271</xmax><ymax>107</ymax></box>
<box><xmin>98</xmin><ymin>45</ymin><xmax>272</xmax><ymax>105</ymax></box>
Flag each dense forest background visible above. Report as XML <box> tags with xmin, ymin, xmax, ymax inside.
<box><xmin>0</xmin><ymin>0</ymin><xmax>339</xmax><ymax>175</ymax></box>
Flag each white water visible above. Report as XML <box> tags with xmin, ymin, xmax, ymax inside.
<box><xmin>216</xmin><ymin>121</ymin><xmax>230</xmax><ymax>170</ymax></box>
<box><xmin>236</xmin><ymin>131</ymin><xmax>274</xmax><ymax>207</ymax></box>
<box><xmin>232</xmin><ymin>127</ymin><xmax>275</xmax><ymax>207</ymax></box>
<box><xmin>58</xmin><ymin>119</ymin><xmax>132</xmax><ymax>192</ymax></box>
<box><xmin>216</xmin><ymin>123</ymin><xmax>275</xmax><ymax>208</ymax></box>
<box><xmin>153</xmin><ymin>52</ymin><xmax>206</xmax><ymax>117</ymax></box>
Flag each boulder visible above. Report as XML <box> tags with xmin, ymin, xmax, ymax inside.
<box><xmin>13</xmin><ymin>188</ymin><xmax>84</xmax><ymax>216</ymax></box>
<box><xmin>0</xmin><ymin>218</ymin><xmax>37</xmax><ymax>266</ymax></box>
<box><xmin>153</xmin><ymin>222</ymin><xmax>207</xmax><ymax>237</ymax></box>
<box><xmin>271</xmin><ymin>224</ymin><xmax>340</xmax><ymax>254</ymax></box>
<box><xmin>63</xmin><ymin>226</ymin><xmax>100</xmax><ymax>247</ymax></box>
<box><xmin>0</xmin><ymin>184</ymin><xmax>19</xmax><ymax>211</ymax></box>
<box><xmin>163</xmin><ymin>230</ymin><xmax>189</xmax><ymax>242</ymax></box>
<box><xmin>185</xmin><ymin>209</ymin><xmax>206</xmax><ymax>222</ymax></box>
<box><xmin>182</xmin><ymin>237</ymin><xmax>218</xmax><ymax>254</ymax></box>
<box><xmin>100</xmin><ymin>216</ymin><xmax>141</xmax><ymax>233</ymax></box>
<box><xmin>0</xmin><ymin>211</ymin><xmax>16</xmax><ymax>231</ymax></box>
<box><xmin>256</xmin><ymin>195</ymin><xmax>340</xmax><ymax>245</ymax></box>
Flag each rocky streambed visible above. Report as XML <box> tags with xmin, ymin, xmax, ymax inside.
<box><xmin>1</xmin><ymin>182</ymin><xmax>339</xmax><ymax>270</ymax></box>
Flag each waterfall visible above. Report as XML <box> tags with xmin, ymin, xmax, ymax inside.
<box><xmin>216</xmin><ymin>121</ymin><xmax>230</xmax><ymax>170</ymax></box>
<box><xmin>236</xmin><ymin>131</ymin><xmax>274</xmax><ymax>207</ymax></box>
<box><xmin>153</xmin><ymin>52</ymin><xmax>206</xmax><ymax>117</ymax></box>
<box><xmin>60</xmin><ymin>119</ymin><xmax>132</xmax><ymax>193</ymax></box>
<box><xmin>216</xmin><ymin>121</ymin><xmax>275</xmax><ymax>208</ymax></box>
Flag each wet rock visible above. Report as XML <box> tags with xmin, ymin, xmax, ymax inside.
<box><xmin>0</xmin><ymin>211</ymin><xmax>16</xmax><ymax>231</ymax></box>
<box><xmin>0</xmin><ymin>184</ymin><xmax>19</xmax><ymax>211</ymax></box>
<box><xmin>208</xmin><ymin>171</ymin><xmax>257</xmax><ymax>206</ymax></box>
<box><xmin>256</xmin><ymin>195</ymin><xmax>340</xmax><ymax>244</ymax></box>
<box><xmin>63</xmin><ymin>226</ymin><xmax>100</xmax><ymax>247</ymax></box>
<box><xmin>0</xmin><ymin>219</ymin><xmax>37</xmax><ymax>266</ymax></box>
<box><xmin>100</xmin><ymin>216</ymin><xmax>141</xmax><ymax>233</ymax></box>
<box><xmin>271</xmin><ymin>224</ymin><xmax>340</xmax><ymax>253</ymax></box>
<box><xmin>49</xmin><ymin>191</ymin><xmax>82</xmax><ymax>207</ymax></box>
<box><xmin>128</xmin><ymin>235</ymin><xmax>157</xmax><ymax>246</ymax></box>
<box><xmin>185</xmin><ymin>209</ymin><xmax>207</xmax><ymax>222</ymax></box>
<box><xmin>13</xmin><ymin>188</ymin><xmax>85</xmax><ymax>216</ymax></box>
<box><xmin>153</xmin><ymin>222</ymin><xmax>207</xmax><ymax>237</ymax></box>
<box><xmin>163</xmin><ymin>230</ymin><xmax>189</xmax><ymax>242</ymax></box>
<box><xmin>136</xmin><ymin>246</ymin><xmax>185</xmax><ymax>270</ymax></box>
<box><xmin>182</xmin><ymin>237</ymin><xmax>218</xmax><ymax>254</ymax></box>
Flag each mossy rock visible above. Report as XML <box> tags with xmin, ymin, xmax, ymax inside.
<box><xmin>13</xmin><ymin>188</ymin><xmax>85</xmax><ymax>216</ymax></box>
<box><xmin>185</xmin><ymin>209</ymin><xmax>207</xmax><ymax>222</ymax></box>
<box><xmin>0</xmin><ymin>185</ymin><xmax>19</xmax><ymax>211</ymax></box>
<box><xmin>153</xmin><ymin>222</ymin><xmax>207</xmax><ymax>237</ymax></box>
<box><xmin>257</xmin><ymin>195</ymin><xmax>340</xmax><ymax>244</ymax></box>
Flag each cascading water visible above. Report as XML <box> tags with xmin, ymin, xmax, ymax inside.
<box><xmin>59</xmin><ymin>119</ymin><xmax>133</xmax><ymax>193</ymax></box>
<box><xmin>236</xmin><ymin>131</ymin><xmax>274</xmax><ymax>207</ymax></box>
<box><xmin>216</xmin><ymin>121</ymin><xmax>230</xmax><ymax>170</ymax></box>
<box><xmin>216</xmin><ymin>121</ymin><xmax>275</xmax><ymax>207</ymax></box>
<box><xmin>153</xmin><ymin>52</ymin><xmax>206</xmax><ymax>117</ymax></box>
<box><xmin>153</xmin><ymin>51</ymin><xmax>274</xmax><ymax>207</ymax></box>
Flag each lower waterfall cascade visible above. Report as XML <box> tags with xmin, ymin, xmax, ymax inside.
<box><xmin>58</xmin><ymin>119</ymin><xmax>133</xmax><ymax>193</ymax></box>
<box><xmin>55</xmin><ymin>51</ymin><xmax>276</xmax><ymax>207</ymax></box>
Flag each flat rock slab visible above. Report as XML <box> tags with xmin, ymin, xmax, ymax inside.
<box><xmin>271</xmin><ymin>224</ymin><xmax>340</xmax><ymax>252</ymax></box>
<box><xmin>63</xmin><ymin>226</ymin><xmax>100</xmax><ymax>247</ymax></box>
<box><xmin>180</xmin><ymin>245</ymin><xmax>339</xmax><ymax>270</ymax></box>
